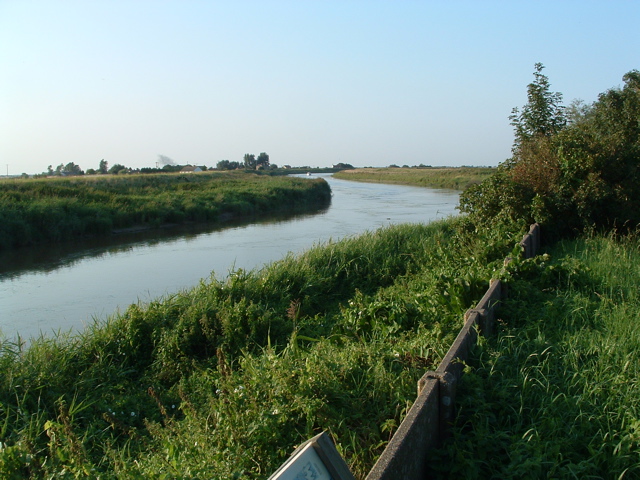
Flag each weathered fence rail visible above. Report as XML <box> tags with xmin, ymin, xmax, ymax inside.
<box><xmin>366</xmin><ymin>224</ymin><xmax>540</xmax><ymax>480</ymax></box>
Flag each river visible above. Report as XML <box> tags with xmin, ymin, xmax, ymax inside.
<box><xmin>0</xmin><ymin>175</ymin><xmax>459</xmax><ymax>341</ymax></box>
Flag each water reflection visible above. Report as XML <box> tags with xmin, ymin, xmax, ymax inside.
<box><xmin>0</xmin><ymin>205</ymin><xmax>330</xmax><ymax>281</ymax></box>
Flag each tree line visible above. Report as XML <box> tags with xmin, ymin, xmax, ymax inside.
<box><xmin>37</xmin><ymin>152</ymin><xmax>279</xmax><ymax>177</ymax></box>
<box><xmin>217</xmin><ymin>152</ymin><xmax>275</xmax><ymax>170</ymax></box>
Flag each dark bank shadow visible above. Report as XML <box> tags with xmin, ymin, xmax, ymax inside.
<box><xmin>0</xmin><ymin>204</ymin><xmax>331</xmax><ymax>280</ymax></box>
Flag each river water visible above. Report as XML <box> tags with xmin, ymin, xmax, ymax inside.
<box><xmin>0</xmin><ymin>175</ymin><xmax>459</xmax><ymax>341</ymax></box>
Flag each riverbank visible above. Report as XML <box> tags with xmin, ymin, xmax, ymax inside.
<box><xmin>333</xmin><ymin>167</ymin><xmax>495</xmax><ymax>190</ymax></box>
<box><xmin>1</xmin><ymin>218</ymin><xmax>638</xmax><ymax>477</ymax></box>
<box><xmin>0</xmin><ymin>217</ymin><xmax>503</xmax><ymax>478</ymax></box>
<box><xmin>0</xmin><ymin>172</ymin><xmax>331</xmax><ymax>250</ymax></box>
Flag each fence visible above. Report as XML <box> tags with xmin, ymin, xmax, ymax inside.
<box><xmin>365</xmin><ymin>223</ymin><xmax>541</xmax><ymax>480</ymax></box>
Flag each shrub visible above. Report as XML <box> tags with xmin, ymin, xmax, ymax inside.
<box><xmin>460</xmin><ymin>66</ymin><xmax>640</xmax><ymax>238</ymax></box>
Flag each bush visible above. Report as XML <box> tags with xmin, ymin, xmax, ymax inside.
<box><xmin>460</xmin><ymin>67</ymin><xmax>640</xmax><ymax>238</ymax></box>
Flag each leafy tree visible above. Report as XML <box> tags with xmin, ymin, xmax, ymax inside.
<box><xmin>63</xmin><ymin>162</ymin><xmax>84</xmax><ymax>175</ymax></box>
<box><xmin>256</xmin><ymin>152</ymin><xmax>270</xmax><ymax>169</ymax></box>
<box><xmin>551</xmin><ymin>69</ymin><xmax>640</xmax><ymax>231</ymax></box>
<box><xmin>243</xmin><ymin>153</ymin><xmax>256</xmax><ymax>169</ymax></box>
<box><xmin>99</xmin><ymin>159</ymin><xmax>108</xmax><ymax>174</ymax></box>
<box><xmin>217</xmin><ymin>160</ymin><xmax>241</xmax><ymax>170</ymax></box>
<box><xmin>108</xmin><ymin>163</ymin><xmax>127</xmax><ymax>174</ymax></box>
<box><xmin>509</xmin><ymin>62</ymin><xmax>566</xmax><ymax>154</ymax></box>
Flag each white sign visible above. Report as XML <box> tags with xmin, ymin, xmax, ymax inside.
<box><xmin>268</xmin><ymin>432</ymin><xmax>354</xmax><ymax>480</ymax></box>
<box><xmin>270</xmin><ymin>441</ymin><xmax>333</xmax><ymax>480</ymax></box>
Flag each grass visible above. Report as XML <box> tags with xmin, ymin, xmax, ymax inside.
<box><xmin>0</xmin><ymin>172</ymin><xmax>331</xmax><ymax>250</ymax></box>
<box><xmin>0</xmin><ymin>217</ymin><xmax>508</xmax><ymax>479</ymax></box>
<box><xmin>427</xmin><ymin>231</ymin><xmax>640</xmax><ymax>479</ymax></box>
<box><xmin>5</xmin><ymin>206</ymin><xmax>635</xmax><ymax>478</ymax></box>
<box><xmin>333</xmin><ymin>167</ymin><xmax>495</xmax><ymax>191</ymax></box>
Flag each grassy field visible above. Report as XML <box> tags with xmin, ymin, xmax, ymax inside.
<box><xmin>0</xmin><ymin>172</ymin><xmax>331</xmax><ymax>250</ymax></box>
<box><xmin>0</xmin><ymin>217</ymin><xmax>509</xmax><ymax>479</ymax></box>
<box><xmin>427</xmin><ymin>231</ymin><xmax>640</xmax><ymax>479</ymax></box>
<box><xmin>333</xmin><ymin>167</ymin><xmax>495</xmax><ymax>190</ymax></box>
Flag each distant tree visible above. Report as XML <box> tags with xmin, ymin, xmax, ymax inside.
<box><xmin>99</xmin><ymin>159</ymin><xmax>108</xmax><ymax>174</ymax></box>
<box><xmin>47</xmin><ymin>165</ymin><xmax>54</xmax><ymax>175</ymax></box>
<box><xmin>86</xmin><ymin>168</ymin><xmax>97</xmax><ymax>175</ymax></box>
<box><xmin>388</xmin><ymin>164</ymin><xmax>400</xmax><ymax>168</ymax></box>
<box><xmin>217</xmin><ymin>160</ymin><xmax>242</xmax><ymax>170</ymax></box>
<box><xmin>108</xmin><ymin>163</ymin><xmax>126</xmax><ymax>174</ymax></box>
<box><xmin>243</xmin><ymin>153</ymin><xmax>256</xmax><ymax>169</ymax></box>
<box><xmin>63</xmin><ymin>162</ymin><xmax>84</xmax><ymax>175</ymax></box>
<box><xmin>256</xmin><ymin>152</ymin><xmax>270</xmax><ymax>169</ymax></box>
<box><xmin>333</xmin><ymin>163</ymin><xmax>354</xmax><ymax>170</ymax></box>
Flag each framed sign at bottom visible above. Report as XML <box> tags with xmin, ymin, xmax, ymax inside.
<box><xmin>268</xmin><ymin>432</ymin><xmax>355</xmax><ymax>480</ymax></box>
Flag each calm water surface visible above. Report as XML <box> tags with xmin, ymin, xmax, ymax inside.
<box><xmin>0</xmin><ymin>175</ymin><xmax>459</xmax><ymax>341</ymax></box>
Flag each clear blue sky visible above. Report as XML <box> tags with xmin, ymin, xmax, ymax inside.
<box><xmin>1</xmin><ymin>1</ymin><xmax>639</xmax><ymax>174</ymax></box>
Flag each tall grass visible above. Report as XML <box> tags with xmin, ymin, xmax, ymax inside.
<box><xmin>428</xmin><ymin>232</ymin><xmax>640</xmax><ymax>479</ymax></box>
<box><xmin>0</xmin><ymin>217</ymin><xmax>503</xmax><ymax>479</ymax></box>
<box><xmin>0</xmin><ymin>172</ymin><xmax>331</xmax><ymax>250</ymax></box>
<box><xmin>333</xmin><ymin>167</ymin><xmax>495</xmax><ymax>190</ymax></box>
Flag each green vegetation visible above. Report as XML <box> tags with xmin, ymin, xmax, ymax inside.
<box><xmin>0</xmin><ymin>172</ymin><xmax>331</xmax><ymax>250</ymax></box>
<box><xmin>461</xmin><ymin>65</ymin><xmax>640</xmax><ymax>238</ymax></box>
<box><xmin>0</xmin><ymin>218</ymin><xmax>507</xmax><ymax>479</ymax></box>
<box><xmin>427</xmin><ymin>64</ymin><xmax>640</xmax><ymax>478</ymax></box>
<box><xmin>428</xmin><ymin>231</ymin><xmax>640</xmax><ymax>478</ymax></box>
<box><xmin>2</xmin><ymin>64</ymin><xmax>639</xmax><ymax>478</ymax></box>
<box><xmin>333</xmin><ymin>167</ymin><xmax>495</xmax><ymax>190</ymax></box>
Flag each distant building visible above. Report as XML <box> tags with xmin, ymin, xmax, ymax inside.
<box><xmin>180</xmin><ymin>165</ymin><xmax>202</xmax><ymax>173</ymax></box>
